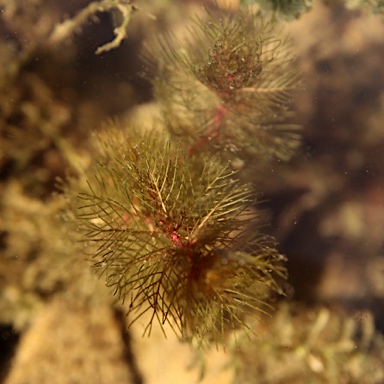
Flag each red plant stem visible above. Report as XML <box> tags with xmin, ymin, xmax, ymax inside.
<box><xmin>188</xmin><ymin>104</ymin><xmax>228</xmax><ymax>157</ymax></box>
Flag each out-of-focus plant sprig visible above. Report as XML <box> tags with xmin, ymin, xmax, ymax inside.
<box><xmin>144</xmin><ymin>10</ymin><xmax>301</xmax><ymax>169</ymax></box>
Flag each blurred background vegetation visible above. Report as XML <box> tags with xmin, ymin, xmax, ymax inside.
<box><xmin>1</xmin><ymin>0</ymin><xmax>384</xmax><ymax>383</ymax></box>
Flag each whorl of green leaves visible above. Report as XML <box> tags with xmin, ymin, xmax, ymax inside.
<box><xmin>73</xmin><ymin>128</ymin><xmax>287</xmax><ymax>346</ymax></box>
<box><xmin>144</xmin><ymin>10</ymin><xmax>301</xmax><ymax>165</ymax></box>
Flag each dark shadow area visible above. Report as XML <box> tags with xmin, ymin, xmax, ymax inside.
<box><xmin>0</xmin><ymin>326</ymin><xmax>20</xmax><ymax>383</ymax></box>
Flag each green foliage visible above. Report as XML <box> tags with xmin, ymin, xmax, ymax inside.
<box><xmin>70</xmin><ymin>128</ymin><xmax>287</xmax><ymax>346</ymax></box>
<box><xmin>145</xmin><ymin>10</ymin><xmax>301</xmax><ymax>166</ymax></box>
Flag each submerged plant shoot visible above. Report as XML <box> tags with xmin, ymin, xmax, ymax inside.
<box><xmin>70</xmin><ymin>129</ymin><xmax>287</xmax><ymax>345</ymax></box>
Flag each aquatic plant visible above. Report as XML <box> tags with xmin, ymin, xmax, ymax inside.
<box><xmin>145</xmin><ymin>9</ymin><xmax>301</xmax><ymax>166</ymax></box>
<box><xmin>69</xmin><ymin>128</ymin><xmax>287</xmax><ymax>346</ymax></box>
